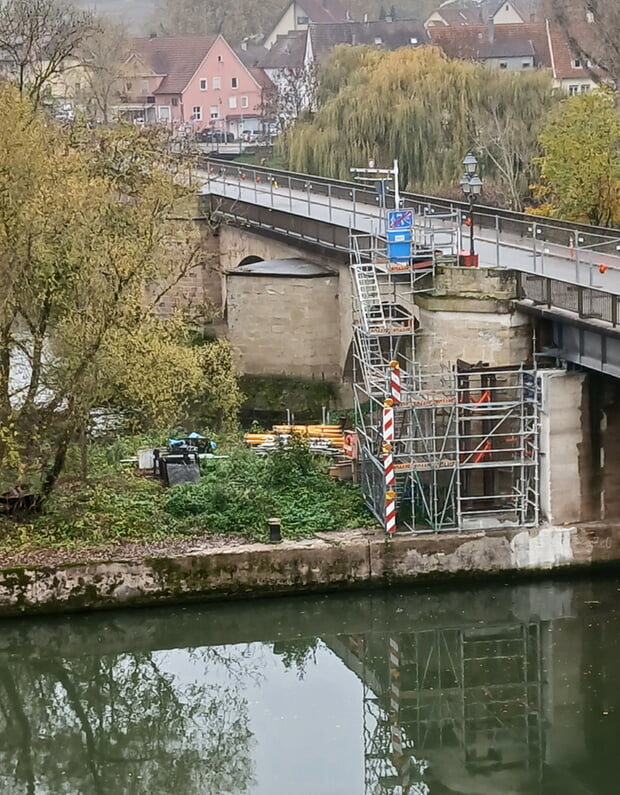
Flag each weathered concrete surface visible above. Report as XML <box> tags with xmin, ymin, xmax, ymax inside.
<box><xmin>0</xmin><ymin>523</ymin><xmax>619</xmax><ymax>616</ymax></box>
<box><xmin>414</xmin><ymin>266</ymin><xmax>532</xmax><ymax>368</ymax></box>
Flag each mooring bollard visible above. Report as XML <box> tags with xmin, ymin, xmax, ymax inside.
<box><xmin>268</xmin><ymin>517</ymin><xmax>282</xmax><ymax>543</ymax></box>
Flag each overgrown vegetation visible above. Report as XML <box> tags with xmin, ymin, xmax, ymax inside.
<box><xmin>166</xmin><ymin>440</ymin><xmax>371</xmax><ymax>537</ymax></box>
<box><xmin>0</xmin><ymin>435</ymin><xmax>373</xmax><ymax>557</ymax></box>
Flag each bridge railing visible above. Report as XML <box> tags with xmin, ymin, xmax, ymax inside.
<box><xmin>202</xmin><ymin>155</ymin><xmax>620</xmax><ymax>250</ymax></box>
<box><xmin>201</xmin><ymin>156</ymin><xmax>620</xmax><ymax>295</ymax></box>
<box><xmin>519</xmin><ymin>273</ymin><xmax>620</xmax><ymax>327</ymax></box>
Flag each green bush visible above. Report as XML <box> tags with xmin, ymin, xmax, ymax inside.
<box><xmin>165</xmin><ymin>443</ymin><xmax>372</xmax><ymax>539</ymax></box>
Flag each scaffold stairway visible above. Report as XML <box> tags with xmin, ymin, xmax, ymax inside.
<box><xmin>353</xmin><ymin>262</ymin><xmax>386</xmax><ymax>330</ymax></box>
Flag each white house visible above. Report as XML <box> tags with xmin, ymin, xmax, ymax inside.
<box><xmin>264</xmin><ymin>0</ymin><xmax>348</xmax><ymax>49</ymax></box>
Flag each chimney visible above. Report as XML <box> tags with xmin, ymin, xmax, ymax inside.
<box><xmin>241</xmin><ymin>40</ymin><xmax>248</xmax><ymax>51</ymax></box>
<box><xmin>487</xmin><ymin>16</ymin><xmax>494</xmax><ymax>44</ymax></box>
<box><xmin>363</xmin><ymin>13</ymin><xmax>368</xmax><ymax>24</ymax></box>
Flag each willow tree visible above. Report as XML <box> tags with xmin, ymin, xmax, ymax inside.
<box><xmin>286</xmin><ymin>45</ymin><xmax>558</xmax><ymax>208</ymax></box>
<box><xmin>0</xmin><ymin>85</ymin><xmax>240</xmax><ymax>503</ymax></box>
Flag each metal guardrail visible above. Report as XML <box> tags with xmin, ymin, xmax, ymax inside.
<box><xmin>203</xmin><ymin>155</ymin><xmax>620</xmax><ymax>255</ymax></box>
<box><xmin>519</xmin><ymin>273</ymin><xmax>620</xmax><ymax>328</ymax></box>
<box><xmin>201</xmin><ymin>157</ymin><xmax>620</xmax><ymax>296</ymax></box>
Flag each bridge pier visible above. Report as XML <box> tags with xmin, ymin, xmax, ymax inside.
<box><xmin>414</xmin><ymin>266</ymin><xmax>532</xmax><ymax>369</ymax></box>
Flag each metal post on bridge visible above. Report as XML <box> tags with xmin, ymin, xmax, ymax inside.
<box><xmin>328</xmin><ymin>183</ymin><xmax>333</xmax><ymax>223</ymax></box>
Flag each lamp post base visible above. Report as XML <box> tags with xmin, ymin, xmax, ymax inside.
<box><xmin>458</xmin><ymin>251</ymin><xmax>479</xmax><ymax>268</ymax></box>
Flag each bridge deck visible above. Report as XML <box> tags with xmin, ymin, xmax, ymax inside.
<box><xmin>200</xmin><ymin>168</ymin><xmax>620</xmax><ymax>297</ymax></box>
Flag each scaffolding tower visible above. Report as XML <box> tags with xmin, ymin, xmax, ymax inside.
<box><xmin>360</xmin><ymin>623</ymin><xmax>543</xmax><ymax>794</ymax></box>
<box><xmin>351</xmin><ymin>212</ymin><xmax>540</xmax><ymax>533</ymax></box>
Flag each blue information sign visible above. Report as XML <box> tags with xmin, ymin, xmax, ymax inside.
<box><xmin>387</xmin><ymin>209</ymin><xmax>413</xmax><ymax>230</ymax></box>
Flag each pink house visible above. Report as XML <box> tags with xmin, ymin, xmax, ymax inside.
<box><xmin>119</xmin><ymin>36</ymin><xmax>272</xmax><ymax>137</ymax></box>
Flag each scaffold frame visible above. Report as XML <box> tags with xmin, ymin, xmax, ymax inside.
<box><xmin>350</xmin><ymin>219</ymin><xmax>540</xmax><ymax>534</ymax></box>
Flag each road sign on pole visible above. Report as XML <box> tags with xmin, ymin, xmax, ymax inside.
<box><xmin>387</xmin><ymin>209</ymin><xmax>413</xmax><ymax>230</ymax></box>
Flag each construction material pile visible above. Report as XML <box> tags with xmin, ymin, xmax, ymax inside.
<box><xmin>244</xmin><ymin>425</ymin><xmax>344</xmax><ymax>456</ymax></box>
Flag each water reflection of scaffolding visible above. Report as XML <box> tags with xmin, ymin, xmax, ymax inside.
<box><xmin>351</xmin><ymin>221</ymin><xmax>540</xmax><ymax>533</ymax></box>
<box><xmin>349</xmin><ymin>623</ymin><xmax>545</xmax><ymax>793</ymax></box>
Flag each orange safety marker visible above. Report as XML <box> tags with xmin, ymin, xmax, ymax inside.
<box><xmin>569</xmin><ymin>235</ymin><xmax>575</xmax><ymax>259</ymax></box>
<box><xmin>599</xmin><ymin>263</ymin><xmax>609</xmax><ymax>274</ymax></box>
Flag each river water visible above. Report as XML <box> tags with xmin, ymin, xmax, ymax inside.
<box><xmin>0</xmin><ymin>576</ymin><xmax>618</xmax><ymax>794</ymax></box>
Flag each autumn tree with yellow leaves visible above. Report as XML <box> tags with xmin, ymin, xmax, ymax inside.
<box><xmin>532</xmin><ymin>89</ymin><xmax>620</xmax><ymax>226</ymax></box>
<box><xmin>0</xmin><ymin>85</ymin><xmax>240</xmax><ymax>504</ymax></box>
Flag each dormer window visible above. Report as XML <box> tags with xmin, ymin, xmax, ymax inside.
<box><xmin>374</xmin><ymin>37</ymin><xmax>383</xmax><ymax>44</ymax></box>
<box><xmin>410</xmin><ymin>37</ymin><xmax>418</xmax><ymax>44</ymax></box>
<box><xmin>297</xmin><ymin>15</ymin><xmax>309</xmax><ymax>24</ymax></box>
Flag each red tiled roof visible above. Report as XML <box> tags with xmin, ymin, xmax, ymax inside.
<box><xmin>428</xmin><ymin>21</ymin><xmax>550</xmax><ymax>65</ymax></box>
<box><xmin>249</xmin><ymin>67</ymin><xmax>274</xmax><ymax>90</ymax></box>
<box><xmin>545</xmin><ymin>21</ymin><xmax>605</xmax><ymax>80</ymax></box>
<box><xmin>130</xmin><ymin>36</ymin><xmax>217</xmax><ymax>94</ymax></box>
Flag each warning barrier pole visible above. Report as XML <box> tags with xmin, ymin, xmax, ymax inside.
<box><xmin>389</xmin><ymin>636</ymin><xmax>403</xmax><ymax>757</ymax></box>
<box><xmin>390</xmin><ymin>360</ymin><xmax>401</xmax><ymax>405</ymax></box>
<box><xmin>383</xmin><ymin>399</ymin><xmax>396</xmax><ymax>534</ymax></box>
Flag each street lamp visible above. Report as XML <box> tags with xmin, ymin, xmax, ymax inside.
<box><xmin>460</xmin><ymin>153</ymin><xmax>483</xmax><ymax>265</ymax></box>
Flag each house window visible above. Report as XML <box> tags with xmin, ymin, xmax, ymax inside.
<box><xmin>199</xmin><ymin>78</ymin><xmax>207</xmax><ymax>90</ymax></box>
<box><xmin>213</xmin><ymin>76</ymin><xmax>221</xmax><ymax>90</ymax></box>
<box><xmin>125</xmin><ymin>80</ymin><xmax>132</xmax><ymax>91</ymax></box>
<box><xmin>499</xmin><ymin>61</ymin><xmax>508</xmax><ymax>69</ymax></box>
<box><xmin>241</xmin><ymin>95</ymin><xmax>249</xmax><ymax>108</ymax></box>
<box><xmin>171</xmin><ymin>97</ymin><xmax>178</xmax><ymax>106</ymax></box>
<box><xmin>141</xmin><ymin>79</ymin><xmax>149</xmax><ymax>93</ymax></box>
<box><xmin>572</xmin><ymin>58</ymin><xmax>582</xmax><ymax>68</ymax></box>
<box><xmin>296</xmin><ymin>15</ymin><xmax>309</xmax><ymax>24</ymax></box>
<box><xmin>374</xmin><ymin>37</ymin><xmax>383</xmax><ymax>44</ymax></box>
<box><xmin>231</xmin><ymin>77</ymin><xmax>238</xmax><ymax>88</ymax></box>
<box><xmin>192</xmin><ymin>106</ymin><xmax>202</xmax><ymax>121</ymax></box>
<box><xmin>580</xmin><ymin>84</ymin><xmax>591</xmax><ymax>93</ymax></box>
<box><xmin>410</xmin><ymin>37</ymin><xmax>418</xmax><ymax>44</ymax></box>
<box><xmin>159</xmin><ymin>106</ymin><xmax>170</xmax><ymax>121</ymax></box>
<box><xmin>568</xmin><ymin>84</ymin><xmax>579</xmax><ymax>95</ymax></box>
<box><xmin>210</xmin><ymin>105</ymin><xmax>219</xmax><ymax>119</ymax></box>
<box><xmin>229</xmin><ymin>96</ymin><xmax>237</xmax><ymax>109</ymax></box>
<box><xmin>522</xmin><ymin>61</ymin><xmax>531</xmax><ymax>68</ymax></box>
<box><xmin>217</xmin><ymin>55</ymin><xmax>223</xmax><ymax>63</ymax></box>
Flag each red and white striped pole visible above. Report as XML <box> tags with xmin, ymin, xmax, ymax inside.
<box><xmin>389</xmin><ymin>636</ymin><xmax>403</xmax><ymax>757</ymax></box>
<box><xmin>390</xmin><ymin>360</ymin><xmax>401</xmax><ymax>405</ymax></box>
<box><xmin>383</xmin><ymin>399</ymin><xmax>396</xmax><ymax>534</ymax></box>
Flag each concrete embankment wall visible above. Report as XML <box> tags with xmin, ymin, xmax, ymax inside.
<box><xmin>0</xmin><ymin>523</ymin><xmax>619</xmax><ymax>616</ymax></box>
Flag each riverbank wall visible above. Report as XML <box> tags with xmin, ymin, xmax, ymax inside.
<box><xmin>1</xmin><ymin>522</ymin><xmax>619</xmax><ymax>616</ymax></box>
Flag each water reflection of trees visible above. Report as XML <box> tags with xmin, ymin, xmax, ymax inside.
<box><xmin>0</xmin><ymin>647</ymin><xmax>257</xmax><ymax>794</ymax></box>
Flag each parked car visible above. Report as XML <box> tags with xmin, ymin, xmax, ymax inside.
<box><xmin>241</xmin><ymin>129</ymin><xmax>258</xmax><ymax>143</ymax></box>
<box><xmin>197</xmin><ymin>129</ymin><xmax>234</xmax><ymax>143</ymax></box>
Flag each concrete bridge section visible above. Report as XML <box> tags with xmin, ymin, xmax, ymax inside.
<box><xmin>200</xmin><ymin>161</ymin><xmax>620</xmax><ymax>380</ymax></box>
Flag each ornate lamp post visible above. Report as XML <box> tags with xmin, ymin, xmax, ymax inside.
<box><xmin>460</xmin><ymin>153</ymin><xmax>483</xmax><ymax>265</ymax></box>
